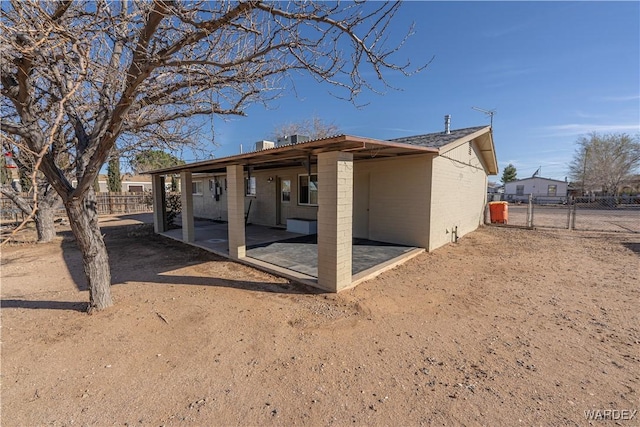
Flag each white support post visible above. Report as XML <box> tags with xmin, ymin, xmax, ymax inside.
<box><xmin>180</xmin><ymin>171</ymin><xmax>195</xmax><ymax>242</ymax></box>
<box><xmin>317</xmin><ymin>151</ymin><xmax>353</xmax><ymax>292</ymax></box>
<box><xmin>152</xmin><ymin>174</ymin><xmax>167</xmax><ymax>233</ymax></box>
<box><xmin>226</xmin><ymin>165</ymin><xmax>246</xmax><ymax>259</ymax></box>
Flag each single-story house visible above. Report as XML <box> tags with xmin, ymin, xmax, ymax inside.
<box><xmin>504</xmin><ymin>177</ymin><xmax>568</xmax><ymax>203</ymax></box>
<box><xmin>148</xmin><ymin>123</ymin><xmax>498</xmax><ymax>292</ymax></box>
<box><xmin>74</xmin><ymin>174</ymin><xmax>153</xmax><ymax>193</ymax></box>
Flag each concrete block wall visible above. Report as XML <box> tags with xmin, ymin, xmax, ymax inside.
<box><xmin>180</xmin><ymin>171</ymin><xmax>194</xmax><ymax>242</ymax></box>
<box><xmin>152</xmin><ymin>174</ymin><xmax>166</xmax><ymax>233</ymax></box>
<box><xmin>226</xmin><ymin>165</ymin><xmax>246</xmax><ymax>259</ymax></box>
<box><xmin>428</xmin><ymin>141</ymin><xmax>488</xmax><ymax>251</ymax></box>
<box><xmin>192</xmin><ymin>167</ymin><xmax>319</xmax><ymax>227</ymax></box>
<box><xmin>317</xmin><ymin>151</ymin><xmax>353</xmax><ymax>292</ymax></box>
<box><xmin>353</xmin><ymin>155</ymin><xmax>432</xmax><ymax>248</ymax></box>
<box><xmin>247</xmin><ymin>167</ymin><xmax>319</xmax><ymax>226</ymax></box>
<box><xmin>191</xmin><ymin>174</ymin><xmax>228</xmax><ymax>221</ymax></box>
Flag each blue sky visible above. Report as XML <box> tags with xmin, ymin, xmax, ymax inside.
<box><xmin>186</xmin><ymin>1</ymin><xmax>640</xmax><ymax>182</ymax></box>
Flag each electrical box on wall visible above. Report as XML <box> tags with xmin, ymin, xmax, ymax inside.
<box><xmin>210</xmin><ymin>178</ymin><xmax>223</xmax><ymax>201</ymax></box>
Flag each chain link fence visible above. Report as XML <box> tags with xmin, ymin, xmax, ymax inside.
<box><xmin>571</xmin><ymin>195</ymin><xmax>640</xmax><ymax>233</ymax></box>
<box><xmin>489</xmin><ymin>195</ymin><xmax>640</xmax><ymax>233</ymax></box>
<box><xmin>0</xmin><ymin>193</ymin><xmax>27</xmax><ymax>221</ymax></box>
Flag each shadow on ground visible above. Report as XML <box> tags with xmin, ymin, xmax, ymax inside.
<box><xmin>58</xmin><ymin>222</ymin><xmax>323</xmax><ymax>296</ymax></box>
<box><xmin>0</xmin><ymin>300</ymin><xmax>88</xmax><ymax>312</ymax></box>
<box><xmin>622</xmin><ymin>242</ymin><xmax>640</xmax><ymax>255</ymax></box>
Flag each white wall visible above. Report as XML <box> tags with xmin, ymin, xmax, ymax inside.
<box><xmin>504</xmin><ymin>177</ymin><xmax>568</xmax><ymax>198</ymax></box>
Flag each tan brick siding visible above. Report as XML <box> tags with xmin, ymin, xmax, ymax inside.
<box><xmin>192</xmin><ymin>167</ymin><xmax>319</xmax><ymax>226</ymax></box>
<box><xmin>188</xmin><ymin>146</ymin><xmax>487</xmax><ymax>253</ymax></box>
<box><xmin>428</xmin><ymin>141</ymin><xmax>487</xmax><ymax>251</ymax></box>
<box><xmin>353</xmin><ymin>155</ymin><xmax>432</xmax><ymax>248</ymax></box>
<box><xmin>317</xmin><ymin>151</ymin><xmax>353</xmax><ymax>292</ymax></box>
<box><xmin>189</xmin><ymin>174</ymin><xmax>227</xmax><ymax>221</ymax></box>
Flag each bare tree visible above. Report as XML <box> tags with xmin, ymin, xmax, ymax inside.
<box><xmin>0</xmin><ymin>138</ymin><xmax>63</xmax><ymax>243</ymax></box>
<box><xmin>568</xmin><ymin>132</ymin><xmax>640</xmax><ymax>195</ymax></box>
<box><xmin>1</xmin><ymin>1</ymin><xmax>423</xmax><ymax>312</ymax></box>
<box><xmin>271</xmin><ymin>115</ymin><xmax>340</xmax><ymax>141</ymax></box>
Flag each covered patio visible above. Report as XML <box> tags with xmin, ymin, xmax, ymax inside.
<box><xmin>160</xmin><ymin>219</ymin><xmax>424</xmax><ymax>289</ymax></box>
<box><xmin>150</xmin><ymin>134</ymin><xmax>437</xmax><ymax>292</ymax></box>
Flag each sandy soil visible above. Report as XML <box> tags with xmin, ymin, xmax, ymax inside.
<box><xmin>1</xmin><ymin>218</ymin><xmax>638</xmax><ymax>426</ymax></box>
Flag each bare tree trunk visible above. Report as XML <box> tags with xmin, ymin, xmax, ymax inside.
<box><xmin>0</xmin><ymin>185</ymin><xmax>59</xmax><ymax>243</ymax></box>
<box><xmin>34</xmin><ymin>186</ymin><xmax>61</xmax><ymax>243</ymax></box>
<box><xmin>64</xmin><ymin>190</ymin><xmax>113</xmax><ymax>313</ymax></box>
<box><xmin>35</xmin><ymin>202</ymin><xmax>56</xmax><ymax>242</ymax></box>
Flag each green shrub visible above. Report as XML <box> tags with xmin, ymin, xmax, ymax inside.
<box><xmin>166</xmin><ymin>192</ymin><xmax>181</xmax><ymax>227</ymax></box>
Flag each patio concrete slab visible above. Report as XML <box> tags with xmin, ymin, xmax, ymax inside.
<box><xmin>246</xmin><ymin>234</ymin><xmax>417</xmax><ymax>277</ymax></box>
<box><xmin>160</xmin><ymin>220</ymin><xmax>422</xmax><ymax>289</ymax></box>
<box><xmin>162</xmin><ymin>221</ymin><xmax>304</xmax><ymax>255</ymax></box>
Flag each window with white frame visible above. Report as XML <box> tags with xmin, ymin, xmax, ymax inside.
<box><xmin>547</xmin><ymin>185</ymin><xmax>557</xmax><ymax>196</ymax></box>
<box><xmin>245</xmin><ymin>176</ymin><xmax>256</xmax><ymax>196</ymax></box>
<box><xmin>298</xmin><ymin>174</ymin><xmax>318</xmax><ymax>205</ymax></box>
<box><xmin>516</xmin><ymin>185</ymin><xmax>524</xmax><ymax>196</ymax></box>
<box><xmin>192</xmin><ymin>180</ymin><xmax>203</xmax><ymax>195</ymax></box>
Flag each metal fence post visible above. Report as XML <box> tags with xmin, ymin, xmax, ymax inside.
<box><xmin>567</xmin><ymin>196</ymin><xmax>573</xmax><ymax>230</ymax></box>
<box><xmin>484</xmin><ymin>202</ymin><xmax>490</xmax><ymax>225</ymax></box>
<box><xmin>527</xmin><ymin>194</ymin><xmax>534</xmax><ymax>228</ymax></box>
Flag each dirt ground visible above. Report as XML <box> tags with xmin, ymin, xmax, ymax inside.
<box><xmin>1</xmin><ymin>217</ymin><xmax>638</xmax><ymax>426</ymax></box>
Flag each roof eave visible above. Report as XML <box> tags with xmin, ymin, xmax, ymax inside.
<box><xmin>145</xmin><ymin>134</ymin><xmax>439</xmax><ymax>175</ymax></box>
<box><xmin>437</xmin><ymin>126</ymin><xmax>498</xmax><ymax>175</ymax></box>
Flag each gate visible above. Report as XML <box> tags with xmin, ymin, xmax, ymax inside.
<box><xmin>530</xmin><ymin>197</ymin><xmax>571</xmax><ymax>229</ymax></box>
<box><xmin>493</xmin><ymin>195</ymin><xmax>640</xmax><ymax>233</ymax></box>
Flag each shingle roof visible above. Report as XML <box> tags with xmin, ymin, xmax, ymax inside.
<box><xmin>389</xmin><ymin>126</ymin><xmax>488</xmax><ymax>149</ymax></box>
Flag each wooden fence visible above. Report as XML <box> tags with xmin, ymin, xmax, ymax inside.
<box><xmin>94</xmin><ymin>192</ymin><xmax>153</xmax><ymax>215</ymax></box>
<box><xmin>1</xmin><ymin>192</ymin><xmax>153</xmax><ymax>220</ymax></box>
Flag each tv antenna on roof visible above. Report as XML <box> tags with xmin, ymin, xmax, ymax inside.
<box><xmin>471</xmin><ymin>106</ymin><xmax>496</xmax><ymax>127</ymax></box>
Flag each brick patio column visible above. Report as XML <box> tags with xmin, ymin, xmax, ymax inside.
<box><xmin>152</xmin><ymin>174</ymin><xmax>167</xmax><ymax>233</ymax></box>
<box><xmin>226</xmin><ymin>164</ymin><xmax>246</xmax><ymax>259</ymax></box>
<box><xmin>317</xmin><ymin>151</ymin><xmax>353</xmax><ymax>292</ymax></box>
<box><xmin>180</xmin><ymin>171</ymin><xmax>195</xmax><ymax>242</ymax></box>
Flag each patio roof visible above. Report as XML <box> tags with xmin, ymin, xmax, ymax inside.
<box><xmin>146</xmin><ymin>134</ymin><xmax>439</xmax><ymax>175</ymax></box>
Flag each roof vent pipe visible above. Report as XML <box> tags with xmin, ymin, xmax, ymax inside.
<box><xmin>444</xmin><ymin>115</ymin><xmax>451</xmax><ymax>134</ymax></box>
